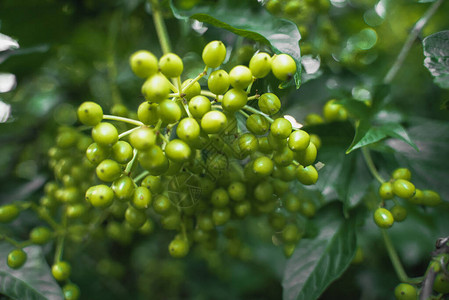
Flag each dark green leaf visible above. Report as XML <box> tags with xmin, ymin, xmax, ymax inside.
<box><xmin>346</xmin><ymin>122</ymin><xmax>417</xmax><ymax>153</ymax></box>
<box><xmin>423</xmin><ymin>30</ymin><xmax>449</xmax><ymax>89</ymax></box>
<box><xmin>282</xmin><ymin>203</ymin><xmax>357</xmax><ymax>300</ymax></box>
<box><xmin>169</xmin><ymin>0</ymin><xmax>302</xmax><ymax>88</ymax></box>
<box><xmin>0</xmin><ymin>243</ymin><xmax>64</xmax><ymax>300</ymax></box>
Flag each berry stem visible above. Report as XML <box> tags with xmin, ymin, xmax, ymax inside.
<box><xmin>383</xmin><ymin>0</ymin><xmax>444</xmax><ymax>84</ymax></box>
<box><xmin>30</xmin><ymin>203</ymin><xmax>61</xmax><ymax>230</ymax></box>
<box><xmin>238</xmin><ymin>109</ymin><xmax>250</xmax><ymax>119</ymax></box>
<box><xmin>133</xmin><ymin>170</ymin><xmax>150</xmax><ymax>184</ymax></box>
<box><xmin>361</xmin><ymin>147</ymin><xmax>385</xmax><ymax>184</ymax></box>
<box><xmin>125</xmin><ymin>149</ymin><xmax>139</xmax><ymax>174</ymax></box>
<box><xmin>103</xmin><ymin>114</ymin><xmax>143</xmax><ymax>126</ymax></box>
<box><xmin>149</xmin><ymin>0</ymin><xmax>171</xmax><ymax>54</ymax></box>
<box><xmin>118</xmin><ymin>126</ymin><xmax>140</xmax><ymax>139</ymax></box>
<box><xmin>0</xmin><ymin>235</ymin><xmax>22</xmax><ymax>248</ymax></box>
<box><xmin>181</xmin><ymin>67</ymin><xmax>208</xmax><ymax>94</ymax></box>
<box><xmin>381</xmin><ymin>229</ymin><xmax>409</xmax><ymax>283</ymax></box>
<box><xmin>201</xmin><ymin>90</ymin><xmax>223</xmax><ymax>101</ymax></box>
<box><xmin>54</xmin><ymin>212</ymin><xmax>67</xmax><ymax>264</ymax></box>
<box><xmin>242</xmin><ymin>105</ymin><xmax>275</xmax><ymax>123</ymax></box>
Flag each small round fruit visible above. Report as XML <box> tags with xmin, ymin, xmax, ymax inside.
<box><xmin>394</xmin><ymin>283</ymin><xmax>417</xmax><ymax>300</ymax></box>
<box><xmin>228</xmin><ymin>181</ymin><xmax>246</xmax><ymax>202</ymax></box>
<box><xmin>379</xmin><ymin>182</ymin><xmax>394</xmax><ymax>200</ymax></box>
<box><xmin>229</xmin><ymin>65</ymin><xmax>253</xmax><ymax>90</ymax></box>
<box><xmin>132</xmin><ymin>186</ymin><xmax>152</xmax><ymax>209</ymax></box>
<box><xmin>30</xmin><ymin>226</ymin><xmax>52</xmax><ymax>245</ymax></box>
<box><xmin>165</xmin><ymin>139</ymin><xmax>191</xmax><ymax>163</ymax></box>
<box><xmin>392</xmin><ymin>168</ymin><xmax>412</xmax><ymax>181</ymax></box>
<box><xmin>421</xmin><ymin>190</ymin><xmax>442</xmax><ymax>206</ymax></box>
<box><xmin>208</xmin><ymin>69</ymin><xmax>230</xmax><ymax>95</ymax></box>
<box><xmin>52</xmin><ymin>261</ymin><xmax>71</xmax><ymax>281</ymax></box>
<box><xmin>393</xmin><ymin>179</ymin><xmax>415</xmax><ymax>199</ymax></box>
<box><xmin>96</xmin><ymin>159</ymin><xmax>122</xmax><ymax>182</ymax></box>
<box><xmin>0</xmin><ymin>204</ymin><xmax>20</xmax><ymax>223</ymax></box>
<box><xmin>63</xmin><ymin>283</ymin><xmax>80</xmax><ymax>300</ymax></box>
<box><xmin>181</xmin><ymin>79</ymin><xmax>201</xmax><ymax>100</ymax></box>
<box><xmin>86</xmin><ymin>184</ymin><xmax>115</xmax><ymax>208</ymax></box>
<box><xmin>296</xmin><ymin>165</ymin><xmax>318</xmax><ymax>185</ymax></box>
<box><xmin>246</xmin><ymin>114</ymin><xmax>269</xmax><ymax>135</ymax></box>
<box><xmin>271</xmin><ymin>54</ymin><xmax>296</xmax><ymax>81</ymax></box>
<box><xmin>201</xmin><ymin>111</ymin><xmax>227</xmax><ymax>134</ymax></box>
<box><xmin>258</xmin><ymin>93</ymin><xmax>281</xmax><ymax>115</ymax></box>
<box><xmin>202</xmin><ymin>40</ymin><xmax>226</xmax><ymax>68</ymax></box>
<box><xmin>112</xmin><ymin>141</ymin><xmax>133</xmax><ymax>164</ymax></box>
<box><xmin>249</xmin><ymin>52</ymin><xmax>271</xmax><ymax>78</ymax></box>
<box><xmin>433</xmin><ymin>273</ymin><xmax>449</xmax><ymax>294</ymax></box>
<box><xmin>141</xmin><ymin>74</ymin><xmax>171</xmax><ymax>103</ymax></box>
<box><xmin>158</xmin><ymin>99</ymin><xmax>182</xmax><ymax>124</ymax></box>
<box><xmin>189</xmin><ymin>95</ymin><xmax>211</xmax><ymax>119</ymax></box>
<box><xmin>177</xmin><ymin>117</ymin><xmax>200</xmax><ymax>142</ymax></box>
<box><xmin>252</xmin><ymin>156</ymin><xmax>274</xmax><ymax>176</ymax></box>
<box><xmin>288</xmin><ymin>130</ymin><xmax>310</xmax><ymax>152</ymax></box>
<box><xmin>86</xmin><ymin>142</ymin><xmax>109</xmax><ymax>165</ymax></box>
<box><xmin>137</xmin><ymin>101</ymin><xmax>159</xmax><ymax>125</ymax></box>
<box><xmin>271</xmin><ymin>118</ymin><xmax>292</xmax><ymax>139</ymax></box>
<box><xmin>129</xmin><ymin>127</ymin><xmax>156</xmax><ymax>150</ymax></box>
<box><xmin>111</xmin><ymin>176</ymin><xmax>135</xmax><ymax>201</ymax></box>
<box><xmin>159</xmin><ymin>53</ymin><xmax>183</xmax><ymax>78</ymax></box>
<box><xmin>7</xmin><ymin>249</ymin><xmax>27</xmax><ymax>269</ymax></box>
<box><xmin>323</xmin><ymin>99</ymin><xmax>347</xmax><ymax>122</ymax></box>
<box><xmin>390</xmin><ymin>205</ymin><xmax>407</xmax><ymax>222</ymax></box>
<box><xmin>125</xmin><ymin>206</ymin><xmax>147</xmax><ymax>229</ymax></box>
<box><xmin>92</xmin><ymin>122</ymin><xmax>118</xmax><ymax>146</ymax></box>
<box><xmin>77</xmin><ymin>102</ymin><xmax>103</xmax><ymax>126</ymax></box>
<box><xmin>168</xmin><ymin>239</ymin><xmax>189</xmax><ymax>258</ymax></box>
<box><xmin>222</xmin><ymin>88</ymin><xmax>248</xmax><ymax>112</ymax></box>
<box><xmin>129</xmin><ymin>50</ymin><xmax>158</xmax><ymax>78</ymax></box>
<box><xmin>373</xmin><ymin>207</ymin><xmax>394</xmax><ymax>229</ymax></box>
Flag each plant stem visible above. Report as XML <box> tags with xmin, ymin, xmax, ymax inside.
<box><xmin>149</xmin><ymin>0</ymin><xmax>171</xmax><ymax>54</ymax></box>
<box><xmin>118</xmin><ymin>126</ymin><xmax>140</xmax><ymax>139</ymax></box>
<box><xmin>361</xmin><ymin>147</ymin><xmax>385</xmax><ymax>184</ymax></box>
<box><xmin>103</xmin><ymin>114</ymin><xmax>143</xmax><ymax>126</ymax></box>
<box><xmin>242</xmin><ymin>105</ymin><xmax>275</xmax><ymax>123</ymax></box>
<box><xmin>384</xmin><ymin>0</ymin><xmax>444</xmax><ymax>84</ymax></box>
<box><xmin>54</xmin><ymin>213</ymin><xmax>67</xmax><ymax>263</ymax></box>
<box><xmin>133</xmin><ymin>170</ymin><xmax>150</xmax><ymax>183</ymax></box>
<box><xmin>125</xmin><ymin>149</ymin><xmax>138</xmax><ymax>174</ymax></box>
<box><xmin>0</xmin><ymin>235</ymin><xmax>22</xmax><ymax>248</ymax></box>
<box><xmin>381</xmin><ymin>229</ymin><xmax>409</xmax><ymax>283</ymax></box>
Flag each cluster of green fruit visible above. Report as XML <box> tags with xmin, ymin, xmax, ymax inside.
<box><xmin>305</xmin><ymin>99</ymin><xmax>349</xmax><ymax>125</ymax></box>
<box><xmin>0</xmin><ymin>39</ymin><xmax>320</xmax><ymax>297</ymax></box>
<box><xmin>265</xmin><ymin>0</ymin><xmax>329</xmax><ymax>24</ymax></box>
<box><xmin>373</xmin><ymin>168</ymin><xmax>441</xmax><ymax>229</ymax></box>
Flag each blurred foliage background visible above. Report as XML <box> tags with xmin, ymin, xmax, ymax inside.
<box><xmin>0</xmin><ymin>0</ymin><xmax>449</xmax><ymax>299</ymax></box>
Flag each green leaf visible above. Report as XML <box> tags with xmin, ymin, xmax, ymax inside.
<box><xmin>423</xmin><ymin>30</ymin><xmax>449</xmax><ymax>89</ymax></box>
<box><xmin>169</xmin><ymin>0</ymin><xmax>302</xmax><ymax>88</ymax></box>
<box><xmin>346</xmin><ymin>122</ymin><xmax>418</xmax><ymax>154</ymax></box>
<box><xmin>282</xmin><ymin>203</ymin><xmax>357</xmax><ymax>300</ymax></box>
<box><xmin>0</xmin><ymin>243</ymin><xmax>64</xmax><ymax>300</ymax></box>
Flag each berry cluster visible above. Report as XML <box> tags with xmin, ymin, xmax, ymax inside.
<box><xmin>373</xmin><ymin>168</ymin><xmax>441</xmax><ymax>229</ymax></box>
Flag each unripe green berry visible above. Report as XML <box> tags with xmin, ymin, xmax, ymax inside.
<box><xmin>229</xmin><ymin>65</ymin><xmax>253</xmax><ymax>90</ymax></box>
<box><xmin>296</xmin><ymin>165</ymin><xmax>318</xmax><ymax>185</ymax></box>
<box><xmin>7</xmin><ymin>249</ymin><xmax>27</xmax><ymax>269</ymax></box>
<box><xmin>96</xmin><ymin>159</ymin><xmax>122</xmax><ymax>182</ymax></box>
<box><xmin>288</xmin><ymin>130</ymin><xmax>310</xmax><ymax>152</ymax></box>
<box><xmin>112</xmin><ymin>141</ymin><xmax>133</xmax><ymax>164</ymax></box>
<box><xmin>271</xmin><ymin>118</ymin><xmax>292</xmax><ymax>139</ymax></box>
<box><xmin>158</xmin><ymin>99</ymin><xmax>182</xmax><ymax>124</ymax></box>
<box><xmin>373</xmin><ymin>207</ymin><xmax>394</xmax><ymax>229</ymax></box>
<box><xmin>252</xmin><ymin>156</ymin><xmax>274</xmax><ymax>176</ymax></box>
<box><xmin>168</xmin><ymin>239</ymin><xmax>189</xmax><ymax>258</ymax></box>
<box><xmin>208</xmin><ymin>70</ymin><xmax>230</xmax><ymax>95</ymax></box>
<box><xmin>0</xmin><ymin>204</ymin><xmax>20</xmax><ymax>223</ymax></box>
<box><xmin>394</xmin><ymin>283</ymin><xmax>417</xmax><ymax>300</ymax></box>
<box><xmin>246</xmin><ymin>114</ymin><xmax>269</xmax><ymax>135</ymax></box>
<box><xmin>421</xmin><ymin>190</ymin><xmax>442</xmax><ymax>206</ymax></box>
<box><xmin>201</xmin><ymin>110</ymin><xmax>227</xmax><ymax>134</ymax></box>
<box><xmin>392</xmin><ymin>168</ymin><xmax>412</xmax><ymax>181</ymax></box>
<box><xmin>323</xmin><ymin>99</ymin><xmax>347</xmax><ymax>122</ymax></box>
<box><xmin>63</xmin><ymin>283</ymin><xmax>80</xmax><ymax>300</ymax></box>
<box><xmin>189</xmin><ymin>95</ymin><xmax>211</xmax><ymax>119</ymax></box>
<box><xmin>222</xmin><ymin>88</ymin><xmax>248</xmax><ymax>112</ymax></box>
<box><xmin>86</xmin><ymin>184</ymin><xmax>115</xmax><ymax>208</ymax></box>
<box><xmin>30</xmin><ymin>226</ymin><xmax>52</xmax><ymax>245</ymax></box>
<box><xmin>393</xmin><ymin>179</ymin><xmax>415</xmax><ymax>199</ymax></box>
<box><xmin>258</xmin><ymin>93</ymin><xmax>281</xmax><ymax>115</ymax></box>
<box><xmin>77</xmin><ymin>101</ymin><xmax>103</xmax><ymax>126</ymax></box>
<box><xmin>137</xmin><ymin>101</ymin><xmax>159</xmax><ymax>125</ymax></box>
<box><xmin>129</xmin><ymin>126</ymin><xmax>156</xmax><ymax>150</ymax></box>
<box><xmin>129</xmin><ymin>50</ymin><xmax>158</xmax><ymax>78</ymax></box>
<box><xmin>159</xmin><ymin>53</ymin><xmax>183</xmax><ymax>78</ymax></box>
<box><xmin>52</xmin><ymin>261</ymin><xmax>71</xmax><ymax>281</ymax></box>
<box><xmin>177</xmin><ymin>117</ymin><xmax>200</xmax><ymax>142</ymax></box>
<box><xmin>271</xmin><ymin>54</ymin><xmax>296</xmax><ymax>81</ymax></box>
<box><xmin>141</xmin><ymin>74</ymin><xmax>171</xmax><ymax>103</ymax></box>
<box><xmin>391</xmin><ymin>205</ymin><xmax>407</xmax><ymax>222</ymax></box>
<box><xmin>92</xmin><ymin>122</ymin><xmax>118</xmax><ymax>146</ymax></box>
<box><xmin>165</xmin><ymin>139</ymin><xmax>191</xmax><ymax>163</ymax></box>
<box><xmin>249</xmin><ymin>52</ymin><xmax>272</xmax><ymax>78</ymax></box>
<box><xmin>181</xmin><ymin>79</ymin><xmax>201</xmax><ymax>100</ymax></box>
<box><xmin>379</xmin><ymin>182</ymin><xmax>394</xmax><ymax>200</ymax></box>
<box><xmin>132</xmin><ymin>186</ymin><xmax>152</xmax><ymax>210</ymax></box>
<box><xmin>202</xmin><ymin>40</ymin><xmax>226</xmax><ymax>68</ymax></box>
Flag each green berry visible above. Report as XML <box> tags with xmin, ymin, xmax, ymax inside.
<box><xmin>227</xmin><ymin>181</ymin><xmax>246</xmax><ymax>202</ymax></box>
<box><xmin>201</xmin><ymin>110</ymin><xmax>227</xmax><ymax>134</ymax></box>
<box><xmin>295</xmin><ymin>142</ymin><xmax>317</xmax><ymax>166</ymax></box>
<box><xmin>86</xmin><ymin>142</ymin><xmax>109</xmax><ymax>165</ymax></box>
<box><xmin>393</xmin><ymin>179</ymin><xmax>415</xmax><ymax>199</ymax></box>
<box><xmin>305</xmin><ymin>113</ymin><xmax>324</xmax><ymax>126</ymax></box>
<box><xmin>238</xmin><ymin>133</ymin><xmax>259</xmax><ymax>157</ymax></box>
<box><xmin>168</xmin><ymin>239</ymin><xmax>189</xmax><ymax>258</ymax></box>
<box><xmin>222</xmin><ymin>88</ymin><xmax>248</xmax><ymax>112</ymax></box>
<box><xmin>258</xmin><ymin>93</ymin><xmax>281</xmax><ymax>115</ymax></box>
<box><xmin>188</xmin><ymin>95</ymin><xmax>211</xmax><ymax>119</ymax></box>
<box><xmin>112</xmin><ymin>141</ymin><xmax>133</xmax><ymax>164</ymax></box>
<box><xmin>409</xmin><ymin>188</ymin><xmax>423</xmax><ymax>205</ymax></box>
<box><xmin>323</xmin><ymin>99</ymin><xmax>347</xmax><ymax>122</ymax></box>
<box><xmin>7</xmin><ymin>249</ymin><xmax>27</xmax><ymax>269</ymax></box>
<box><xmin>86</xmin><ymin>184</ymin><xmax>115</xmax><ymax>208</ymax></box>
<box><xmin>392</xmin><ymin>168</ymin><xmax>412</xmax><ymax>181</ymax></box>
<box><xmin>141</xmin><ymin>175</ymin><xmax>163</xmax><ymax>194</ymax></box>
<box><xmin>177</xmin><ymin>117</ymin><xmax>201</xmax><ymax>143</ymax></box>
<box><xmin>234</xmin><ymin>201</ymin><xmax>252</xmax><ymax>218</ymax></box>
<box><xmin>373</xmin><ymin>207</ymin><xmax>394</xmax><ymax>229</ymax></box>
<box><xmin>379</xmin><ymin>182</ymin><xmax>394</xmax><ymax>200</ymax></box>
<box><xmin>152</xmin><ymin>195</ymin><xmax>172</xmax><ymax>215</ymax></box>
<box><xmin>271</xmin><ymin>54</ymin><xmax>296</xmax><ymax>81</ymax></box>
<box><xmin>129</xmin><ymin>126</ymin><xmax>156</xmax><ymax>150</ymax></box>
<box><xmin>159</xmin><ymin>53</ymin><xmax>183</xmax><ymax>78</ymax></box>
<box><xmin>273</xmin><ymin>146</ymin><xmax>294</xmax><ymax>167</ymax></box>
<box><xmin>92</xmin><ymin>122</ymin><xmax>118</xmax><ymax>146</ymax></box>
<box><xmin>433</xmin><ymin>273</ymin><xmax>449</xmax><ymax>294</ymax></box>
<box><xmin>211</xmin><ymin>188</ymin><xmax>230</xmax><ymax>207</ymax></box>
<box><xmin>63</xmin><ymin>283</ymin><xmax>80</xmax><ymax>300</ymax></box>
<box><xmin>52</xmin><ymin>261</ymin><xmax>71</xmax><ymax>281</ymax></box>
<box><xmin>77</xmin><ymin>101</ymin><xmax>103</xmax><ymax>126</ymax></box>
<box><xmin>246</xmin><ymin>114</ymin><xmax>269</xmax><ymax>135</ymax></box>
<box><xmin>282</xmin><ymin>223</ymin><xmax>301</xmax><ymax>243</ymax></box>
<box><xmin>141</xmin><ymin>73</ymin><xmax>171</xmax><ymax>103</ymax></box>
<box><xmin>288</xmin><ymin>130</ymin><xmax>310</xmax><ymax>152</ymax></box>
<box><xmin>271</xmin><ymin>118</ymin><xmax>292</xmax><ymax>139</ymax></box>
<box><xmin>208</xmin><ymin>70</ymin><xmax>230</xmax><ymax>95</ymax></box>
<box><xmin>137</xmin><ymin>101</ymin><xmax>159</xmax><ymax>125</ymax></box>
<box><xmin>165</xmin><ymin>139</ymin><xmax>191</xmax><ymax>163</ymax></box>
<box><xmin>390</xmin><ymin>205</ymin><xmax>407</xmax><ymax>222</ymax></box>
<box><xmin>132</xmin><ymin>186</ymin><xmax>152</xmax><ymax>209</ymax></box>
<box><xmin>300</xmin><ymin>200</ymin><xmax>316</xmax><ymax>218</ymax></box>
<box><xmin>111</xmin><ymin>176</ymin><xmax>135</xmax><ymax>201</ymax></box>
<box><xmin>421</xmin><ymin>190</ymin><xmax>442</xmax><ymax>206</ymax></box>
<box><xmin>202</xmin><ymin>40</ymin><xmax>226</xmax><ymax>68</ymax></box>
<box><xmin>212</xmin><ymin>207</ymin><xmax>231</xmax><ymax>226</ymax></box>
<box><xmin>252</xmin><ymin>156</ymin><xmax>274</xmax><ymax>176</ymax></box>
<box><xmin>0</xmin><ymin>204</ymin><xmax>20</xmax><ymax>223</ymax></box>
<box><xmin>229</xmin><ymin>65</ymin><xmax>253</xmax><ymax>90</ymax></box>
<box><xmin>394</xmin><ymin>283</ymin><xmax>417</xmax><ymax>300</ymax></box>
<box><xmin>138</xmin><ymin>146</ymin><xmax>169</xmax><ymax>175</ymax></box>
<box><xmin>30</xmin><ymin>226</ymin><xmax>52</xmax><ymax>245</ymax></box>
<box><xmin>129</xmin><ymin>50</ymin><xmax>158</xmax><ymax>78</ymax></box>
<box><xmin>96</xmin><ymin>159</ymin><xmax>122</xmax><ymax>182</ymax></box>
<box><xmin>249</xmin><ymin>52</ymin><xmax>271</xmax><ymax>78</ymax></box>
<box><xmin>125</xmin><ymin>206</ymin><xmax>147</xmax><ymax>229</ymax></box>
<box><xmin>285</xmin><ymin>193</ymin><xmax>301</xmax><ymax>212</ymax></box>
<box><xmin>296</xmin><ymin>165</ymin><xmax>318</xmax><ymax>185</ymax></box>
<box><xmin>158</xmin><ymin>99</ymin><xmax>182</xmax><ymax>124</ymax></box>
<box><xmin>254</xmin><ymin>180</ymin><xmax>274</xmax><ymax>202</ymax></box>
